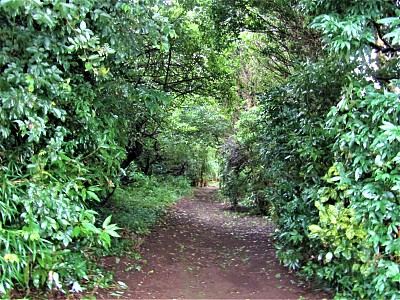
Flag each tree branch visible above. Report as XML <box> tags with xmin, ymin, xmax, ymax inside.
<box><xmin>370</xmin><ymin>21</ymin><xmax>400</xmax><ymax>53</ymax></box>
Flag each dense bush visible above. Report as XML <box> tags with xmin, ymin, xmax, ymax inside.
<box><xmin>308</xmin><ymin>81</ymin><xmax>400</xmax><ymax>299</ymax></box>
<box><xmin>220</xmin><ymin>107</ymin><xmax>269</xmax><ymax>212</ymax></box>
<box><xmin>0</xmin><ymin>0</ymin><xmax>204</xmax><ymax>295</ymax></box>
<box><xmin>0</xmin><ymin>1</ymin><xmax>126</xmax><ymax>295</ymax></box>
<box><xmin>303</xmin><ymin>2</ymin><xmax>400</xmax><ymax>298</ymax></box>
<box><xmin>221</xmin><ymin>58</ymin><xmax>348</xmax><ymax>265</ymax></box>
<box><xmin>220</xmin><ymin>1</ymin><xmax>400</xmax><ymax>298</ymax></box>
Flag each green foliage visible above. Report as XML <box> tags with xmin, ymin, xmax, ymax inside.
<box><xmin>307</xmin><ymin>79</ymin><xmax>400</xmax><ymax>298</ymax></box>
<box><xmin>254</xmin><ymin>61</ymin><xmax>348</xmax><ymax>276</ymax></box>
<box><xmin>220</xmin><ymin>107</ymin><xmax>269</xmax><ymax>211</ymax></box>
<box><xmin>296</xmin><ymin>2</ymin><xmax>400</xmax><ymax>298</ymax></box>
<box><xmin>221</xmin><ymin>56</ymin><xmax>347</xmax><ymax>211</ymax></box>
<box><xmin>211</xmin><ymin>0</ymin><xmax>323</xmax><ymax>65</ymax></box>
<box><xmin>0</xmin><ymin>0</ymin><xmax>240</xmax><ymax>294</ymax></box>
<box><xmin>0</xmin><ymin>0</ymin><xmax>206</xmax><ymax>295</ymax></box>
<box><xmin>219</xmin><ymin>3</ymin><xmax>397</xmax><ymax>298</ymax></box>
<box><xmin>137</xmin><ymin>97</ymin><xmax>231</xmax><ymax>186</ymax></box>
<box><xmin>95</xmin><ymin>0</ymin><xmax>239</xmax><ymax>180</ymax></box>
<box><xmin>101</xmin><ymin>175</ymin><xmax>191</xmax><ymax>234</ymax></box>
<box><xmin>7</xmin><ymin>0</ymin><xmax>400</xmax><ymax>298</ymax></box>
<box><xmin>0</xmin><ymin>0</ymin><xmax>128</xmax><ymax>295</ymax></box>
<box><xmin>0</xmin><ymin>0</ymin><xmax>238</xmax><ymax>293</ymax></box>
<box><xmin>222</xmin><ymin>1</ymin><xmax>400</xmax><ymax>298</ymax></box>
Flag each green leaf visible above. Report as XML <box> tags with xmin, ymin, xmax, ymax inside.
<box><xmin>85</xmin><ymin>62</ymin><xmax>93</xmax><ymax>71</ymax></box>
<box><xmin>88</xmin><ymin>186</ymin><xmax>102</xmax><ymax>191</ymax></box>
<box><xmin>106</xmin><ymin>230</ymin><xmax>121</xmax><ymax>238</ymax></box>
<box><xmin>80</xmin><ymin>21</ymin><xmax>87</xmax><ymax>30</ymax></box>
<box><xmin>377</xmin><ymin>17</ymin><xmax>400</xmax><ymax>25</ymax></box>
<box><xmin>82</xmin><ymin>222</ymin><xmax>99</xmax><ymax>234</ymax></box>
<box><xmin>386</xmin><ymin>264</ymin><xmax>399</xmax><ymax>277</ymax></box>
<box><xmin>325</xmin><ymin>252</ymin><xmax>333</xmax><ymax>263</ymax></box>
<box><xmin>4</xmin><ymin>253</ymin><xmax>20</xmax><ymax>263</ymax></box>
<box><xmin>380</xmin><ymin>121</ymin><xmax>397</xmax><ymax>130</ymax></box>
<box><xmin>87</xmin><ymin>191</ymin><xmax>100</xmax><ymax>201</ymax></box>
<box><xmin>100</xmin><ymin>231</ymin><xmax>111</xmax><ymax>246</ymax></box>
<box><xmin>0</xmin><ymin>0</ymin><xmax>15</xmax><ymax>6</ymax></box>
<box><xmin>72</xmin><ymin>226</ymin><xmax>81</xmax><ymax>237</ymax></box>
<box><xmin>102</xmin><ymin>215</ymin><xmax>112</xmax><ymax>228</ymax></box>
<box><xmin>309</xmin><ymin>224</ymin><xmax>322</xmax><ymax>233</ymax></box>
<box><xmin>81</xmin><ymin>188</ymin><xmax>87</xmax><ymax>201</ymax></box>
<box><xmin>345</xmin><ymin>229</ymin><xmax>355</xmax><ymax>240</ymax></box>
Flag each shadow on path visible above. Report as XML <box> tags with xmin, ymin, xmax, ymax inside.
<box><xmin>98</xmin><ymin>187</ymin><xmax>330</xmax><ymax>299</ymax></box>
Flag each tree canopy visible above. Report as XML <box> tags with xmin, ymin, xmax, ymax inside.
<box><xmin>1</xmin><ymin>0</ymin><xmax>400</xmax><ymax>298</ymax></box>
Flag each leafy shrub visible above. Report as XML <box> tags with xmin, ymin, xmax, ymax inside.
<box><xmin>0</xmin><ymin>0</ymin><xmax>128</xmax><ymax>296</ymax></box>
<box><xmin>308</xmin><ymin>80</ymin><xmax>400</xmax><ymax>299</ymax></box>
<box><xmin>221</xmin><ymin>57</ymin><xmax>347</xmax><ymax>251</ymax></box>
<box><xmin>220</xmin><ymin>107</ymin><xmax>274</xmax><ymax>213</ymax></box>
<box><xmin>298</xmin><ymin>2</ymin><xmax>400</xmax><ymax>298</ymax></box>
<box><xmin>220</xmin><ymin>58</ymin><xmax>349</xmax><ymax>290</ymax></box>
<box><xmin>0</xmin><ymin>178</ymin><xmax>120</xmax><ymax>296</ymax></box>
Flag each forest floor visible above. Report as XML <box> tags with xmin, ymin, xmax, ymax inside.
<box><xmin>97</xmin><ymin>186</ymin><xmax>331</xmax><ymax>299</ymax></box>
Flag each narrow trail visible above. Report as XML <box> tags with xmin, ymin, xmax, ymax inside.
<box><xmin>99</xmin><ymin>187</ymin><xmax>329</xmax><ymax>299</ymax></box>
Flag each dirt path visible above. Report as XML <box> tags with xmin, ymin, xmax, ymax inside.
<box><xmin>98</xmin><ymin>187</ymin><xmax>329</xmax><ymax>299</ymax></box>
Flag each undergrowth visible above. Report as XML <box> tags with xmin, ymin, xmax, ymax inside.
<box><xmin>101</xmin><ymin>175</ymin><xmax>192</xmax><ymax>235</ymax></box>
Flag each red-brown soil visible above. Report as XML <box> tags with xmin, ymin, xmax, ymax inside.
<box><xmin>97</xmin><ymin>187</ymin><xmax>330</xmax><ymax>299</ymax></box>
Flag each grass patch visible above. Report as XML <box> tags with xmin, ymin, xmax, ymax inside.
<box><xmin>103</xmin><ymin>175</ymin><xmax>192</xmax><ymax>235</ymax></box>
